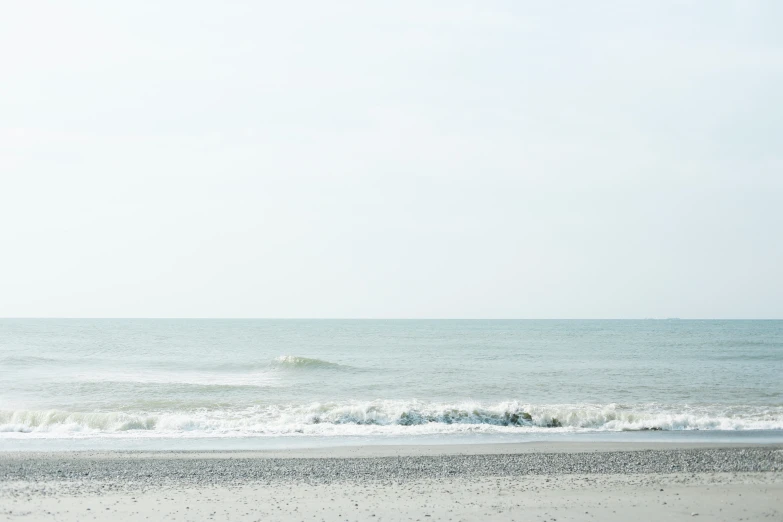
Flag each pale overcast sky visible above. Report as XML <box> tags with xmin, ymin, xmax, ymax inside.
<box><xmin>1</xmin><ymin>1</ymin><xmax>781</xmax><ymax>318</ymax></box>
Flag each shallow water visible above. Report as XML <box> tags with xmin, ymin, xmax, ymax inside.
<box><xmin>1</xmin><ymin>319</ymin><xmax>781</xmax><ymax>449</ymax></box>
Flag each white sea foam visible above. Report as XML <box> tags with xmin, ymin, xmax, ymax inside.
<box><xmin>2</xmin><ymin>401</ymin><xmax>781</xmax><ymax>439</ymax></box>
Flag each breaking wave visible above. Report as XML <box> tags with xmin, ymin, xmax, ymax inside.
<box><xmin>272</xmin><ymin>356</ymin><xmax>345</xmax><ymax>370</ymax></box>
<box><xmin>2</xmin><ymin>401</ymin><xmax>782</xmax><ymax>438</ymax></box>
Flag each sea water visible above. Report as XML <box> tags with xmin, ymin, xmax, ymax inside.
<box><xmin>1</xmin><ymin>319</ymin><xmax>781</xmax><ymax>450</ymax></box>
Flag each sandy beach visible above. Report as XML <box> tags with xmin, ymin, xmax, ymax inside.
<box><xmin>2</xmin><ymin>443</ymin><xmax>781</xmax><ymax>521</ymax></box>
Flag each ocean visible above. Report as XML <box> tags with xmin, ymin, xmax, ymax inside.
<box><xmin>1</xmin><ymin>319</ymin><xmax>781</xmax><ymax>450</ymax></box>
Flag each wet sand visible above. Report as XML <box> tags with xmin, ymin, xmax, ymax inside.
<box><xmin>1</xmin><ymin>443</ymin><xmax>781</xmax><ymax>521</ymax></box>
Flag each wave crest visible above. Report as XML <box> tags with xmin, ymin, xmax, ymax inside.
<box><xmin>273</xmin><ymin>356</ymin><xmax>343</xmax><ymax>369</ymax></box>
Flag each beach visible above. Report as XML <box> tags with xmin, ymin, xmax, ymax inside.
<box><xmin>2</xmin><ymin>443</ymin><xmax>781</xmax><ymax>521</ymax></box>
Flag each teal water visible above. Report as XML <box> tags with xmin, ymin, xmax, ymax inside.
<box><xmin>1</xmin><ymin>320</ymin><xmax>782</xmax><ymax>449</ymax></box>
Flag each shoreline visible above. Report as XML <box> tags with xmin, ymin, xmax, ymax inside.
<box><xmin>3</xmin><ymin>440</ymin><xmax>783</xmax><ymax>459</ymax></box>
<box><xmin>4</xmin><ymin>427</ymin><xmax>782</xmax><ymax>454</ymax></box>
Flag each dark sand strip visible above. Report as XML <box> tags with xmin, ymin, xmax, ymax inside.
<box><xmin>1</xmin><ymin>445</ymin><xmax>781</xmax><ymax>488</ymax></box>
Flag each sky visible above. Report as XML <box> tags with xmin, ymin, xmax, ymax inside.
<box><xmin>1</xmin><ymin>1</ymin><xmax>781</xmax><ymax>319</ymax></box>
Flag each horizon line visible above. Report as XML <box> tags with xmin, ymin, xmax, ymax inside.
<box><xmin>1</xmin><ymin>317</ymin><xmax>781</xmax><ymax>321</ymax></box>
